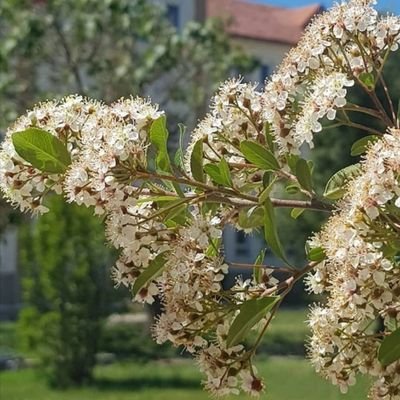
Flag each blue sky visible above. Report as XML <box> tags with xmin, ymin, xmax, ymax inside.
<box><xmin>251</xmin><ymin>0</ymin><xmax>400</xmax><ymax>13</ymax></box>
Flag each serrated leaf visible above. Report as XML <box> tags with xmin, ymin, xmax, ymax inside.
<box><xmin>132</xmin><ymin>252</ymin><xmax>170</xmax><ymax>296</ymax></box>
<box><xmin>307</xmin><ymin>246</ymin><xmax>326</xmax><ymax>262</ymax></box>
<box><xmin>378</xmin><ymin>328</ymin><xmax>400</xmax><ymax>367</ymax></box>
<box><xmin>226</xmin><ymin>297</ymin><xmax>279</xmax><ymax>348</ymax></box>
<box><xmin>150</xmin><ymin>116</ymin><xmax>171</xmax><ymax>172</ymax></box>
<box><xmin>290</xmin><ymin>208</ymin><xmax>305</xmax><ymax>219</ymax></box>
<box><xmin>295</xmin><ymin>158</ymin><xmax>313</xmax><ymax>191</ymax></box>
<box><xmin>12</xmin><ymin>128</ymin><xmax>71</xmax><ymax>174</ymax></box>
<box><xmin>240</xmin><ymin>140</ymin><xmax>280</xmax><ymax>171</ymax></box>
<box><xmin>350</xmin><ymin>135</ymin><xmax>379</xmax><ymax>156</ymax></box>
<box><xmin>359</xmin><ymin>72</ymin><xmax>375</xmax><ymax>90</ymax></box>
<box><xmin>238</xmin><ymin>206</ymin><xmax>264</xmax><ymax>229</ymax></box>
<box><xmin>324</xmin><ymin>164</ymin><xmax>361</xmax><ymax>200</ymax></box>
<box><xmin>264</xmin><ymin>198</ymin><xmax>290</xmax><ymax>265</ymax></box>
<box><xmin>190</xmin><ymin>139</ymin><xmax>205</xmax><ymax>182</ymax></box>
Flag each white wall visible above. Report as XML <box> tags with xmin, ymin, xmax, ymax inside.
<box><xmin>233</xmin><ymin>37</ymin><xmax>291</xmax><ymax>85</ymax></box>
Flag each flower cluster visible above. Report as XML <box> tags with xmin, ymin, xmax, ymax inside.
<box><xmin>0</xmin><ymin>95</ymin><xmax>281</xmax><ymax>396</ymax></box>
<box><xmin>185</xmin><ymin>79</ymin><xmax>266</xmax><ymax>188</ymax></box>
<box><xmin>307</xmin><ymin>129</ymin><xmax>400</xmax><ymax>398</ymax></box>
<box><xmin>2</xmin><ymin>0</ymin><xmax>400</xmax><ymax>398</ymax></box>
<box><xmin>262</xmin><ymin>0</ymin><xmax>400</xmax><ymax>153</ymax></box>
<box><xmin>0</xmin><ymin>96</ymin><xmax>107</xmax><ymax>213</ymax></box>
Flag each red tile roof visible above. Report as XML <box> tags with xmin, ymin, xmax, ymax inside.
<box><xmin>206</xmin><ymin>0</ymin><xmax>322</xmax><ymax>45</ymax></box>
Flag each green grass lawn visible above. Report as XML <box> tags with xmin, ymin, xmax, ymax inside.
<box><xmin>1</xmin><ymin>309</ymin><xmax>370</xmax><ymax>399</ymax></box>
<box><xmin>1</xmin><ymin>357</ymin><xmax>370</xmax><ymax>400</ymax></box>
<box><xmin>258</xmin><ymin>308</ymin><xmax>309</xmax><ymax>355</ymax></box>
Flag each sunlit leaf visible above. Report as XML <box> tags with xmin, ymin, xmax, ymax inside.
<box><xmin>323</xmin><ymin>164</ymin><xmax>361</xmax><ymax>200</ymax></box>
<box><xmin>350</xmin><ymin>135</ymin><xmax>379</xmax><ymax>156</ymax></box>
<box><xmin>359</xmin><ymin>72</ymin><xmax>375</xmax><ymax>90</ymax></box>
<box><xmin>240</xmin><ymin>140</ymin><xmax>279</xmax><ymax>171</ymax></box>
<box><xmin>307</xmin><ymin>246</ymin><xmax>326</xmax><ymax>262</ymax></box>
<box><xmin>12</xmin><ymin>128</ymin><xmax>71</xmax><ymax>174</ymax></box>
<box><xmin>290</xmin><ymin>208</ymin><xmax>305</xmax><ymax>219</ymax></box>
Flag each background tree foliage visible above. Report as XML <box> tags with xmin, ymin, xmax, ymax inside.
<box><xmin>18</xmin><ymin>197</ymin><xmax>112</xmax><ymax>386</ymax></box>
<box><xmin>0</xmin><ymin>0</ymin><xmax>255</xmax><ymax>129</ymax></box>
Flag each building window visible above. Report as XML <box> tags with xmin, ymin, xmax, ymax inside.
<box><xmin>167</xmin><ymin>5</ymin><xmax>180</xmax><ymax>29</ymax></box>
<box><xmin>260</xmin><ymin>64</ymin><xmax>270</xmax><ymax>82</ymax></box>
<box><xmin>235</xmin><ymin>231</ymin><xmax>249</xmax><ymax>257</ymax></box>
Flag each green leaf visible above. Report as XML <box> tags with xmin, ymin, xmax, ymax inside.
<box><xmin>218</xmin><ymin>158</ymin><xmax>233</xmax><ymax>187</ymax></box>
<box><xmin>150</xmin><ymin>116</ymin><xmax>171</xmax><ymax>172</ymax></box>
<box><xmin>240</xmin><ymin>141</ymin><xmax>280</xmax><ymax>171</ymax></box>
<box><xmin>190</xmin><ymin>139</ymin><xmax>205</xmax><ymax>182</ymax></box>
<box><xmin>350</xmin><ymin>135</ymin><xmax>379</xmax><ymax>156</ymax></box>
<box><xmin>262</xmin><ymin>171</ymin><xmax>272</xmax><ymax>187</ymax></box>
<box><xmin>253</xmin><ymin>249</ymin><xmax>266</xmax><ymax>284</ymax></box>
<box><xmin>295</xmin><ymin>158</ymin><xmax>313</xmax><ymax>191</ymax></box>
<box><xmin>239</xmin><ymin>182</ymin><xmax>262</xmax><ymax>193</ymax></box>
<box><xmin>378</xmin><ymin>328</ymin><xmax>400</xmax><ymax>367</ymax></box>
<box><xmin>238</xmin><ymin>206</ymin><xmax>264</xmax><ymax>229</ymax></box>
<box><xmin>206</xmin><ymin>238</ymin><xmax>221</xmax><ymax>257</ymax></box>
<box><xmin>264</xmin><ymin>122</ymin><xmax>275</xmax><ymax>151</ymax></box>
<box><xmin>359</xmin><ymin>72</ymin><xmax>375</xmax><ymax>90</ymax></box>
<box><xmin>286</xmin><ymin>154</ymin><xmax>300</xmax><ymax>174</ymax></box>
<box><xmin>259</xmin><ymin>176</ymin><xmax>277</xmax><ymax>204</ymax></box>
<box><xmin>226</xmin><ymin>297</ymin><xmax>279</xmax><ymax>348</ymax></box>
<box><xmin>163</xmin><ymin>203</ymin><xmax>188</xmax><ymax>224</ymax></box>
<box><xmin>264</xmin><ymin>198</ymin><xmax>290</xmax><ymax>265</ymax></box>
<box><xmin>204</xmin><ymin>159</ymin><xmax>232</xmax><ymax>187</ymax></box>
<box><xmin>285</xmin><ymin>184</ymin><xmax>300</xmax><ymax>195</ymax></box>
<box><xmin>323</xmin><ymin>164</ymin><xmax>361</xmax><ymax>200</ymax></box>
<box><xmin>12</xmin><ymin>128</ymin><xmax>71</xmax><ymax>174</ymax></box>
<box><xmin>132</xmin><ymin>252</ymin><xmax>170</xmax><ymax>297</ymax></box>
<box><xmin>204</xmin><ymin>163</ymin><xmax>222</xmax><ymax>183</ymax></box>
<box><xmin>307</xmin><ymin>247</ymin><xmax>326</xmax><ymax>262</ymax></box>
<box><xmin>174</xmin><ymin>123</ymin><xmax>186</xmax><ymax>168</ymax></box>
<box><xmin>290</xmin><ymin>208</ymin><xmax>305</xmax><ymax>219</ymax></box>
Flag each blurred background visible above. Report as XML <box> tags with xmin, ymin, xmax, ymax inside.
<box><xmin>0</xmin><ymin>0</ymin><xmax>399</xmax><ymax>399</ymax></box>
